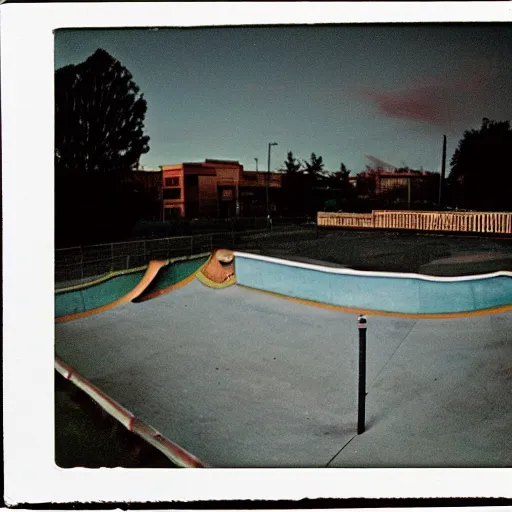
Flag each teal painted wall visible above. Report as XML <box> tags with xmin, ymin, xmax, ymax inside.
<box><xmin>55</xmin><ymin>255</ymin><xmax>209</xmax><ymax>318</ymax></box>
<box><xmin>55</xmin><ymin>270</ymin><xmax>145</xmax><ymax>318</ymax></box>
<box><xmin>234</xmin><ymin>255</ymin><xmax>512</xmax><ymax>315</ymax></box>
<box><xmin>136</xmin><ymin>256</ymin><xmax>208</xmax><ymax>299</ymax></box>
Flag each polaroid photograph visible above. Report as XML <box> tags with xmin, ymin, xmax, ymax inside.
<box><xmin>3</xmin><ymin>1</ymin><xmax>512</xmax><ymax>507</ymax></box>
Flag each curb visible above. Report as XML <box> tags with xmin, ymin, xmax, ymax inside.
<box><xmin>55</xmin><ymin>356</ymin><xmax>208</xmax><ymax>468</ymax></box>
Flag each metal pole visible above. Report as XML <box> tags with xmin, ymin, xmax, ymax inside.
<box><xmin>267</xmin><ymin>142</ymin><xmax>278</xmax><ymax>227</ymax></box>
<box><xmin>357</xmin><ymin>314</ymin><xmax>367</xmax><ymax>435</ymax></box>
<box><xmin>266</xmin><ymin>143</ymin><xmax>271</xmax><ymax>220</ymax></box>
<box><xmin>161</xmin><ymin>167</ymin><xmax>165</xmax><ymax>222</ymax></box>
<box><xmin>438</xmin><ymin>134</ymin><xmax>447</xmax><ymax>207</ymax></box>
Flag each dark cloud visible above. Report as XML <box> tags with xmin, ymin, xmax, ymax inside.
<box><xmin>365</xmin><ymin>155</ymin><xmax>395</xmax><ymax>170</ymax></box>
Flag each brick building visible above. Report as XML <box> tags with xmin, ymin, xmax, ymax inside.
<box><xmin>160</xmin><ymin>159</ymin><xmax>282</xmax><ymax>219</ymax></box>
<box><xmin>356</xmin><ymin>169</ymin><xmax>439</xmax><ymax>202</ymax></box>
<box><xmin>376</xmin><ymin>171</ymin><xmax>436</xmax><ymax>196</ymax></box>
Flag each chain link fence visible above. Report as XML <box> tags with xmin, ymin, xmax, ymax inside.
<box><xmin>55</xmin><ymin>217</ymin><xmax>316</xmax><ymax>289</ymax></box>
<box><xmin>55</xmin><ymin>232</ymin><xmax>232</xmax><ymax>287</ymax></box>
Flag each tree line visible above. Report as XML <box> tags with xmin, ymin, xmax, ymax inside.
<box><xmin>280</xmin><ymin>116</ymin><xmax>512</xmax><ymax>215</ymax></box>
<box><xmin>55</xmin><ymin>48</ymin><xmax>511</xmax><ymax>246</ymax></box>
<box><xmin>448</xmin><ymin>118</ymin><xmax>512</xmax><ymax>212</ymax></box>
<box><xmin>55</xmin><ymin>49</ymin><xmax>152</xmax><ymax>247</ymax></box>
<box><xmin>278</xmin><ymin>152</ymin><xmax>354</xmax><ymax>216</ymax></box>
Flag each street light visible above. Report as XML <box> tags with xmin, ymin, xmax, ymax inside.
<box><xmin>267</xmin><ymin>142</ymin><xmax>278</xmax><ymax>219</ymax></box>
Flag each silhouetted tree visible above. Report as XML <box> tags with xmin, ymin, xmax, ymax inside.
<box><xmin>336</xmin><ymin>163</ymin><xmax>351</xmax><ymax>186</ymax></box>
<box><xmin>449</xmin><ymin>118</ymin><xmax>512</xmax><ymax>211</ymax></box>
<box><xmin>320</xmin><ymin>163</ymin><xmax>353</xmax><ymax>211</ymax></box>
<box><xmin>55</xmin><ymin>49</ymin><xmax>151</xmax><ymax>246</ymax></box>
<box><xmin>55</xmin><ymin>48</ymin><xmax>149</xmax><ymax>176</ymax></box>
<box><xmin>324</xmin><ymin>162</ymin><xmax>351</xmax><ymax>193</ymax></box>
<box><xmin>336</xmin><ymin>162</ymin><xmax>355</xmax><ymax>198</ymax></box>
<box><xmin>281</xmin><ymin>151</ymin><xmax>303</xmax><ymax>174</ymax></box>
<box><xmin>355</xmin><ymin>168</ymin><xmax>378</xmax><ymax>198</ymax></box>
<box><xmin>280</xmin><ymin>151</ymin><xmax>307</xmax><ymax>217</ymax></box>
<box><xmin>302</xmin><ymin>153</ymin><xmax>329</xmax><ymax>215</ymax></box>
<box><xmin>339</xmin><ymin>162</ymin><xmax>350</xmax><ymax>178</ymax></box>
<box><xmin>303</xmin><ymin>152</ymin><xmax>325</xmax><ymax>179</ymax></box>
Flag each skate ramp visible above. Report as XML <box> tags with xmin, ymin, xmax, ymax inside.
<box><xmin>234</xmin><ymin>252</ymin><xmax>512</xmax><ymax>317</ymax></box>
<box><xmin>195</xmin><ymin>248</ymin><xmax>236</xmax><ymax>289</ymax></box>
<box><xmin>133</xmin><ymin>254</ymin><xmax>210</xmax><ymax>302</ymax></box>
<box><xmin>55</xmin><ymin>249</ymin><xmax>512</xmax><ymax>321</ymax></box>
<box><xmin>136</xmin><ymin>249</ymin><xmax>235</xmax><ymax>301</ymax></box>
<box><xmin>55</xmin><ymin>251</ymin><xmax>236</xmax><ymax>321</ymax></box>
<box><xmin>55</xmin><ymin>278</ymin><xmax>512</xmax><ymax>467</ymax></box>
<box><xmin>55</xmin><ymin>249</ymin><xmax>512</xmax><ymax>467</ymax></box>
<box><xmin>55</xmin><ymin>260</ymin><xmax>167</xmax><ymax>322</ymax></box>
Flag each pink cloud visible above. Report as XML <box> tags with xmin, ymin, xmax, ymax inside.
<box><xmin>363</xmin><ymin>84</ymin><xmax>456</xmax><ymax>127</ymax></box>
<box><xmin>360</xmin><ymin>67</ymin><xmax>490</xmax><ymax>129</ymax></box>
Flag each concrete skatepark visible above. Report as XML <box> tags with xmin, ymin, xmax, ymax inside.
<box><xmin>55</xmin><ymin>248</ymin><xmax>512</xmax><ymax>468</ymax></box>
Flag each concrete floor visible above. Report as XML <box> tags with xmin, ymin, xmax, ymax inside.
<box><xmin>55</xmin><ymin>280</ymin><xmax>512</xmax><ymax>468</ymax></box>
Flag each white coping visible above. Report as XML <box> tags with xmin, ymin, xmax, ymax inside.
<box><xmin>233</xmin><ymin>251</ymin><xmax>512</xmax><ymax>283</ymax></box>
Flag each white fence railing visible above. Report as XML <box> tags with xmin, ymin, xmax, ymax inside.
<box><xmin>318</xmin><ymin>210</ymin><xmax>512</xmax><ymax>235</ymax></box>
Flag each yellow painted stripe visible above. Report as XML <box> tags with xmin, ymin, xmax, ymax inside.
<box><xmin>56</xmin><ymin>260</ymin><xmax>168</xmax><ymax>323</ymax></box>
<box><xmin>237</xmin><ymin>285</ymin><xmax>512</xmax><ymax>319</ymax></box>
<box><xmin>136</xmin><ymin>265</ymin><xmax>206</xmax><ymax>302</ymax></box>
<box><xmin>139</xmin><ymin>252</ymin><xmax>238</xmax><ymax>299</ymax></box>
<box><xmin>196</xmin><ymin>270</ymin><xmax>237</xmax><ymax>289</ymax></box>
<box><xmin>55</xmin><ymin>252</ymin><xmax>211</xmax><ymax>293</ymax></box>
<box><xmin>55</xmin><ymin>265</ymin><xmax>150</xmax><ymax>293</ymax></box>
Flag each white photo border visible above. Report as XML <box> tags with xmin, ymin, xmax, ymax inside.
<box><xmin>2</xmin><ymin>1</ymin><xmax>512</xmax><ymax>505</ymax></box>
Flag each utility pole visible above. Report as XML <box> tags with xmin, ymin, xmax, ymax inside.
<box><xmin>160</xmin><ymin>166</ymin><xmax>165</xmax><ymax>221</ymax></box>
<box><xmin>438</xmin><ymin>135</ymin><xmax>446</xmax><ymax>207</ymax></box>
<box><xmin>236</xmin><ymin>166</ymin><xmax>240</xmax><ymax>218</ymax></box>
<box><xmin>255</xmin><ymin>157</ymin><xmax>258</xmax><ymax>172</ymax></box>
<box><xmin>266</xmin><ymin>142</ymin><xmax>278</xmax><ymax>221</ymax></box>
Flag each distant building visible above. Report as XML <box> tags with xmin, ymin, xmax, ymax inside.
<box><xmin>133</xmin><ymin>167</ymin><xmax>162</xmax><ymax>193</ymax></box>
<box><xmin>355</xmin><ymin>169</ymin><xmax>439</xmax><ymax>202</ymax></box>
<box><xmin>376</xmin><ymin>171</ymin><xmax>435</xmax><ymax>196</ymax></box>
<box><xmin>160</xmin><ymin>159</ymin><xmax>282</xmax><ymax>219</ymax></box>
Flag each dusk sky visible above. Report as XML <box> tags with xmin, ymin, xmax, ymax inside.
<box><xmin>55</xmin><ymin>24</ymin><xmax>512</xmax><ymax>175</ymax></box>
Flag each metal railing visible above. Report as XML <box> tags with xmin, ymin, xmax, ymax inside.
<box><xmin>55</xmin><ymin>232</ymin><xmax>233</xmax><ymax>286</ymax></box>
<box><xmin>55</xmin><ymin>218</ymin><xmax>316</xmax><ymax>288</ymax></box>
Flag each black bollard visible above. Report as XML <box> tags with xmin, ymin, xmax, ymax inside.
<box><xmin>357</xmin><ymin>314</ymin><xmax>367</xmax><ymax>435</ymax></box>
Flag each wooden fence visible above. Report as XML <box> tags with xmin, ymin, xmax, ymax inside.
<box><xmin>317</xmin><ymin>212</ymin><xmax>374</xmax><ymax>229</ymax></box>
<box><xmin>317</xmin><ymin>211</ymin><xmax>512</xmax><ymax>235</ymax></box>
